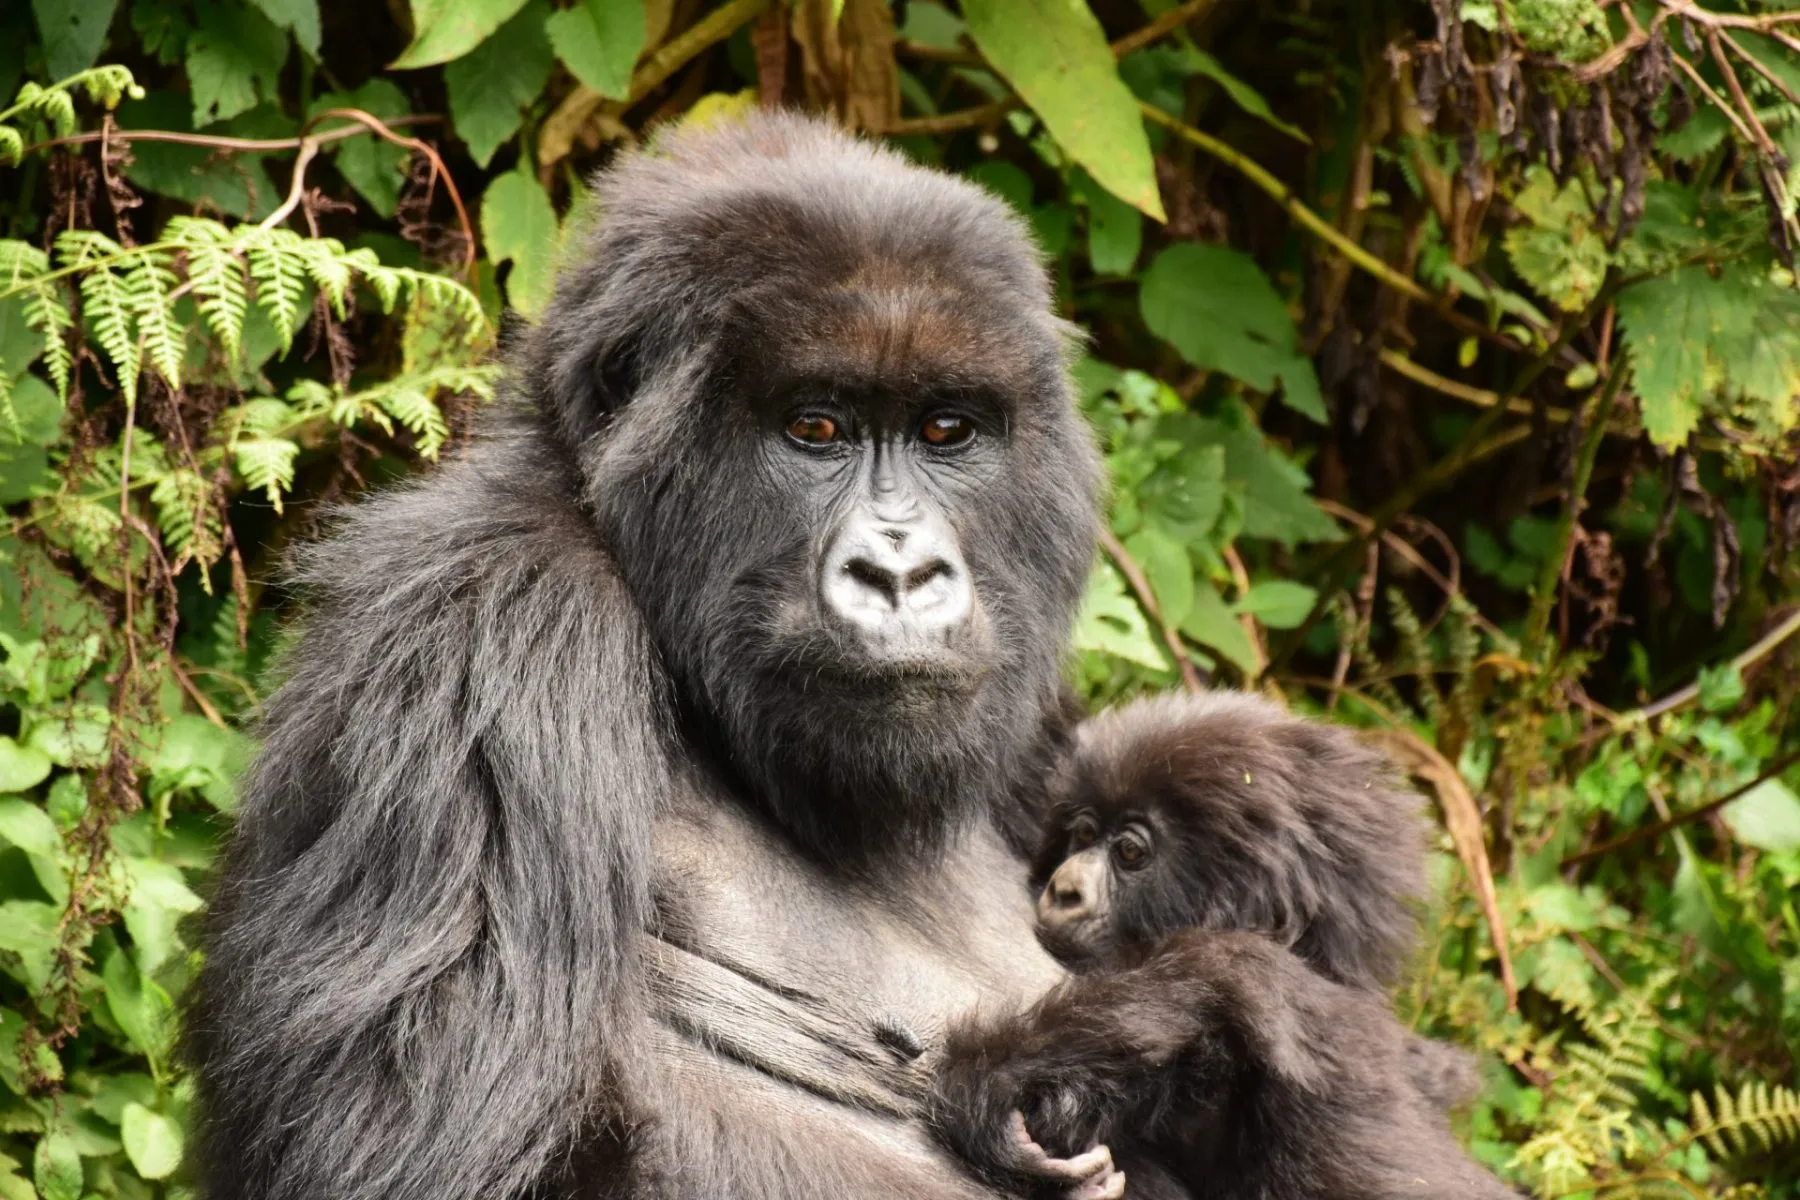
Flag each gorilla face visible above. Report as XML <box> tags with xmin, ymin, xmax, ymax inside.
<box><xmin>559</xmin><ymin>120</ymin><xmax>1103</xmax><ymax>859</ymax></box>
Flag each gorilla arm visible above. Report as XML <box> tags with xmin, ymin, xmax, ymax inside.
<box><xmin>187</xmin><ymin>429</ymin><xmax>670</xmax><ymax>1200</ymax></box>
<box><xmin>930</xmin><ymin>930</ymin><xmax>1517</xmax><ymax>1200</ymax></box>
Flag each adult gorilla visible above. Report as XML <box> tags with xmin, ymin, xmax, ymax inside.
<box><xmin>192</xmin><ymin>113</ymin><xmax>1197</xmax><ymax>1198</ymax></box>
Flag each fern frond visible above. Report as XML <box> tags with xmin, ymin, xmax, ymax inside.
<box><xmin>128</xmin><ymin>248</ymin><xmax>182</xmax><ymax>388</ymax></box>
<box><xmin>243</xmin><ymin>228</ymin><xmax>310</xmax><ymax>350</ymax></box>
<box><xmin>59</xmin><ymin>231</ymin><xmax>139</xmax><ymax>406</ymax></box>
<box><xmin>233</xmin><ymin>437</ymin><xmax>299</xmax><ymax>511</ymax></box>
<box><xmin>0</xmin><ymin>365</ymin><xmax>15</xmax><ymax>440</ymax></box>
<box><xmin>375</xmin><ymin>384</ymin><xmax>448</xmax><ymax>459</ymax></box>
<box><xmin>1689</xmin><ymin>1082</ymin><xmax>1800</xmax><ymax>1161</ymax></box>
<box><xmin>169</xmin><ymin>217</ymin><xmax>248</xmax><ymax>361</ymax></box>
<box><xmin>293</xmin><ymin>236</ymin><xmax>355</xmax><ymax>319</ymax></box>
<box><xmin>1</xmin><ymin>239</ymin><xmax>74</xmax><ymax>399</ymax></box>
<box><xmin>150</xmin><ymin>468</ymin><xmax>222</xmax><ymax>578</ymax></box>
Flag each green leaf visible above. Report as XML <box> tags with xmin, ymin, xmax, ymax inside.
<box><xmin>0</xmin><ymin>901</ymin><xmax>59</xmax><ymax>990</ymax></box>
<box><xmin>1232</xmin><ymin>579</ymin><xmax>1317</xmax><ymax>629</ymax></box>
<box><xmin>102</xmin><ymin>947</ymin><xmax>176</xmax><ymax>1060</ymax></box>
<box><xmin>31</xmin><ymin>0</ymin><xmax>120</xmax><ymax>80</ymax></box>
<box><xmin>0</xmin><ymin>1008</ymin><xmax>61</xmax><ymax>1095</ymax></box>
<box><xmin>1123</xmin><ymin>526</ymin><xmax>1193</xmax><ymax>628</ymax></box>
<box><xmin>86</xmin><ymin>1073</ymin><xmax>156</xmax><ymax>1124</ymax></box>
<box><xmin>120</xmin><ymin>92</ymin><xmax>283</xmax><ymax>220</ymax></box>
<box><xmin>482</xmin><ymin>166</ymin><xmax>559</xmax><ymax>318</ymax></box>
<box><xmin>1723</xmin><ymin>777</ymin><xmax>1800</xmax><ymax>853</ymax></box>
<box><xmin>1137</xmin><ymin>442</ymin><xmax>1224</xmax><ymax>542</ymax></box>
<box><xmin>247</xmin><ymin>0</ymin><xmax>319</xmax><ymax>53</ymax></box>
<box><xmin>391</xmin><ymin>0</ymin><xmax>532</xmax><ymax>68</ymax></box>
<box><xmin>1503</xmin><ymin>169</ymin><xmax>1608</xmax><ymax>312</ymax></box>
<box><xmin>961</xmin><ymin>0</ymin><xmax>1164</xmax><ymax>220</ymax></box>
<box><xmin>1177</xmin><ymin>581</ymin><xmax>1260</xmax><ymax>675</ymax></box>
<box><xmin>1072</xmin><ymin>562</ymin><xmax>1167</xmax><ymax>670</ymax></box>
<box><xmin>0</xmin><ymin>443</ymin><xmax>52</xmax><ymax>505</ymax></box>
<box><xmin>0</xmin><ymin>798</ymin><xmax>59</xmax><ymax>860</ymax></box>
<box><xmin>1074</xmin><ymin>169</ymin><xmax>1141</xmax><ymax>276</ymax></box>
<box><xmin>26</xmin><ymin>704</ymin><xmax>110</xmax><ymax>768</ymax></box>
<box><xmin>1182</xmin><ymin>48</ymin><xmax>1306</xmax><ymax>142</ymax></box>
<box><xmin>1148</xmin><ymin>411</ymin><xmax>1337</xmax><ymax>546</ymax></box>
<box><xmin>32</xmin><ymin>1125</ymin><xmax>80</xmax><ymax>1200</ymax></box>
<box><xmin>120</xmin><ymin>857</ymin><xmax>204</xmax><ymax>974</ymax></box>
<box><xmin>545</xmin><ymin>0</ymin><xmax>646</xmax><ymax>99</ymax></box>
<box><xmin>1140</xmin><ymin>243</ymin><xmax>1325</xmax><ymax>422</ymax></box>
<box><xmin>121</xmin><ymin>1104</ymin><xmax>184</xmax><ymax>1180</ymax></box>
<box><xmin>2</xmin><ymin>374</ymin><xmax>67</xmax><ymax>448</ymax></box>
<box><xmin>151</xmin><ymin>714</ymin><xmax>251</xmax><ymax>812</ymax></box>
<box><xmin>311</xmin><ymin>80</ymin><xmax>412</xmax><ymax>217</ymax></box>
<box><xmin>186</xmin><ymin>0</ymin><xmax>290</xmax><ymax>126</ymax></box>
<box><xmin>444</xmin><ymin>0</ymin><xmax>553</xmax><ymax>167</ymax></box>
<box><xmin>0</xmin><ymin>737</ymin><xmax>52</xmax><ymax>792</ymax></box>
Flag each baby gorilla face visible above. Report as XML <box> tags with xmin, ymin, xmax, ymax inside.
<box><xmin>1033</xmin><ymin>809</ymin><xmax>1162</xmax><ymax>968</ymax></box>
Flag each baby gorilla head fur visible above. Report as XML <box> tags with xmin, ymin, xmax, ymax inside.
<box><xmin>1031</xmin><ymin>691</ymin><xmax>1427</xmax><ymax>990</ymax></box>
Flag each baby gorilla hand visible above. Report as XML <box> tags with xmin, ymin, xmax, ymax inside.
<box><xmin>1006</xmin><ymin>1112</ymin><xmax>1126</xmax><ymax>1199</ymax></box>
<box><xmin>929</xmin><ymin>1044</ymin><xmax>1121</xmax><ymax>1198</ymax></box>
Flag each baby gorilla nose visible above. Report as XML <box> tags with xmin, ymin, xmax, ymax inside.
<box><xmin>823</xmin><ymin>513</ymin><xmax>972</xmax><ymax>638</ymax></box>
<box><xmin>1036</xmin><ymin>853</ymin><xmax>1107</xmax><ymax>931</ymax></box>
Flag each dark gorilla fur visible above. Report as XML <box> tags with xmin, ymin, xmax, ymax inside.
<box><xmin>1036</xmin><ymin>691</ymin><xmax>1481</xmax><ymax>1111</ymax></box>
<box><xmin>1034</xmin><ymin>691</ymin><xmax>1429</xmax><ymax>989</ymax></box>
<box><xmin>932</xmin><ymin>931</ymin><xmax>1518</xmax><ymax>1200</ymax></box>
<box><xmin>188</xmin><ymin>111</ymin><xmax>1488</xmax><ymax>1200</ymax></box>
<box><xmin>928</xmin><ymin>693</ymin><xmax>1511</xmax><ymax>1198</ymax></box>
<box><xmin>188</xmin><ymin>112</ymin><xmax>1100</xmax><ymax>1200</ymax></box>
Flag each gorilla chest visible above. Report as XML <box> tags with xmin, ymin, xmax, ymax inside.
<box><xmin>646</xmin><ymin>793</ymin><xmax>1064</xmax><ymax>1105</ymax></box>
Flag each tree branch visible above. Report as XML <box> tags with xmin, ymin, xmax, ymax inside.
<box><xmin>1099</xmin><ymin>528</ymin><xmax>1204</xmax><ymax>694</ymax></box>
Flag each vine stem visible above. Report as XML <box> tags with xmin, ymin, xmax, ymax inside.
<box><xmin>1519</xmin><ymin>351</ymin><xmax>1630</xmax><ymax>667</ymax></box>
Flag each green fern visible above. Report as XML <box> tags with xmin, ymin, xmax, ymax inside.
<box><xmin>168</xmin><ymin>217</ymin><xmax>249</xmax><ymax>362</ymax></box>
<box><xmin>0</xmin><ymin>239</ymin><xmax>75</xmax><ymax>399</ymax></box>
<box><xmin>1687</xmin><ymin>1082</ymin><xmax>1800</xmax><ymax>1161</ymax></box>
<box><xmin>243</xmin><ymin>228</ymin><xmax>312</xmax><ymax>350</ymax></box>
<box><xmin>150</xmin><ymin>468</ymin><xmax>222</xmax><ymax>578</ymax></box>
<box><xmin>128</xmin><ymin>249</ymin><xmax>182</xmax><ymax>389</ymax></box>
<box><xmin>0</xmin><ymin>66</ymin><xmax>142</xmax><ymax>164</ymax></box>
<box><xmin>58</xmin><ymin>231</ymin><xmax>141</xmax><ymax>405</ymax></box>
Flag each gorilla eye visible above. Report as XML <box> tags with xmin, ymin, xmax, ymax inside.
<box><xmin>786</xmin><ymin>414</ymin><xmax>841</xmax><ymax>446</ymax></box>
<box><xmin>1068</xmin><ymin>816</ymin><xmax>1099</xmax><ymax>851</ymax></box>
<box><xmin>920</xmin><ymin>413</ymin><xmax>975</xmax><ymax>448</ymax></box>
<box><xmin>1113</xmin><ymin>830</ymin><xmax>1151</xmax><ymax>870</ymax></box>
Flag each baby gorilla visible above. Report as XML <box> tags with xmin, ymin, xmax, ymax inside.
<box><xmin>930</xmin><ymin>692</ymin><xmax>1513</xmax><ymax>1200</ymax></box>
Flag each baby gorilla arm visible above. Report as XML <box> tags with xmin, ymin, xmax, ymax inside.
<box><xmin>930</xmin><ymin>930</ymin><xmax>1518</xmax><ymax>1200</ymax></box>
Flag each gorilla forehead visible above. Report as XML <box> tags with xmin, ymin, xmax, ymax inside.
<box><xmin>547</xmin><ymin>112</ymin><xmax>1073</xmax><ymax>427</ymax></box>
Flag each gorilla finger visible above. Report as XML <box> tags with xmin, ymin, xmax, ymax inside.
<box><xmin>1005</xmin><ymin>1113</ymin><xmax>1115</xmax><ymax>1184</ymax></box>
<box><xmin>1068</xmin><ymin>1167</ymin><xmax>1126</xmax><ymax>1200</ymax></box>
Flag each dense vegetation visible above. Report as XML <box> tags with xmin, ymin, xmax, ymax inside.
<box><xmin>1</xmin><ymin>0</ymin><xmax>1798</xmax><ymax>1194</ymax></box>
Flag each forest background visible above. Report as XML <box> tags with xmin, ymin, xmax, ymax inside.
<box><xmin>1</xmin><ymin>0</ymin><xmax>1799</xmax><ymax>1194</ymax></box>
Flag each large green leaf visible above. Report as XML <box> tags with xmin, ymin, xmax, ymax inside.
<box><xmin>445</xmin><ymin>0</ymin><xmax>554</xmax><ymax>167</ymax></box>
<box><xmin>1147</xmin><ymin>410</ymin><xmax>1338</xmax><ymax>546</ymax></box>
<box><xmin>1723</xmin><ymin>777</ymin><xmax>1800</xmax><ymax>853</ymax></box>
<box><xmin>481</xmin><ymin>166</ymin><xmax>560</xmax><ymax>318</ymax></box>
<box><xmin>1618</xmin><ymin>263</ymin><xmax>1800</xmax><ymax>448</ymax></box>
<box><xmin>248</xmin><ymin>0</ymin><xmax>321</xmax><ymax>54</ymax></box>
<box><xmin>1072</xmin><ymin>562</ymin><xmax>1167</xmax><ymax>670</ymax></box>
<box><xmin>1140</xmin><ymin>243</ymin><xmax>1325</xmax><ymax>423</ymax></box>
<box><xmin>186</xmin><ymin>0</ymin><xmax>290</xmax><ymax>126</ymax></box>
<box><xmin>120</xmin><ymin>1104</ymin><xmax>184</xmax><ymax>1180</ymax></box>
<box><xmin>311</xmin><ymin>80</ymin><xmax>412</xmax><ymax>217</ymax></box>
<box><xmin>31</xmin><ymin>0</ymin><xmax>119</xmax><ymax>81</ymax></box>
<box><xmin>961</xmin><ymin>0</ymin><xmax>1164</xmax><ymax>220</ymax></box>
<box><xmin>545</xmin><ymin>0</ymin><xmax>646</xmax><ymax>100</ymax></box>
<box><xmin>1178</xmin><ymin>581</ymin><xmax>1260</xmax><ymax>675</ymax></box>
<box><xmin>391</xmin><ymin>0</ymin><xmax>532</xmax><ymax>68</ymax></box>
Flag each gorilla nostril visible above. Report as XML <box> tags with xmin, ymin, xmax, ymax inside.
<box><xmin>1051</xmin><ymin>881</ymin><xmax>1085</xmax><ymax>910</ymax></box>
<box><xmin>843</xmin><ymin>558</ymin><xmax>901</xmax><ymax>608</ymax></box>
<box><xmin>902</xmin><ymin>558</ymin><xmax>954</xmax><ymax>598</ymax></box>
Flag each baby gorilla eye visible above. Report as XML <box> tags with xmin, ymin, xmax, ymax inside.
<box><xmin>920</xmin><ymin>413</ymin><xmax>975</xmax><ymax>447</ymax></box>
<box><xmin>786</xmin><ymin>413</ymin><xmax>841</xmax><ymax>446</ymax></box>
<box><xmin>1068</xmin><ymin>816</ymin><xmax>1099</xmax><ymax>851</ymax></box>
<box><xmin>1112</xmin><ymin>828</ymin><xmax>1151</xmax><ymax>870</ymax></box>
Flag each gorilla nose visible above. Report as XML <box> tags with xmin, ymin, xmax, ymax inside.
<box><xmin>1037</xmin><ymin>875</ymin><xmax>1091</xmax><ymax>927</ymax></box>
<box><xmin>824</xmin><ymin>520</ymin><xmax>972</xmax><ymax>635</ymax></box>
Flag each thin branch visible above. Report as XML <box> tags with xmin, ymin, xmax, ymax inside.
<box><xmin>1520</xmin><ymin>351</ymin><xmax>1629</xmax><ymax>665</ymax></box>
<box><xmin>1313</xmin><ymin>498</ymin><xmax>1507</xmax><ymax>641</ymax></box>
<box><xmin>1109</xmin><ymin>0</ymin><xmax>1218</xmax><ymax>58</ymax></box>
<box><xmin>888</xmin><ymin>100</ymin><xmax>1020</xmax><ymax>136</ymax></box>
<box><xmin>1561</xmin><ymin>746</ymin><xmax>1800</xmax><ymax>867</ymax></box>
<box><xmin>23</xmin><ymin>114</ymin><xmax>442</xmax><ymax>156</ymax></box>
<box><xmin>629</xmin><ymin>0</ymin><xmax>772</xmax><ymax>103</ymax></box>
<box><xmin>1623</xmin><ymin>607</ymin><xmax>1800</xmax><ymax>725</ymax></box>
<box><xmin>1099</xmin><ymin>528</ymin><xmax>1204</xmax><ymax>694</ymax></box>
<box><xmin>1720</xmin><ymin>29</ymin><xmax>1800</xmax><ymax>108</ymax></box>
